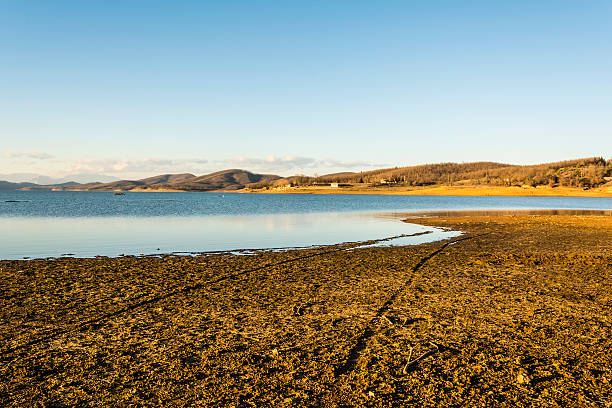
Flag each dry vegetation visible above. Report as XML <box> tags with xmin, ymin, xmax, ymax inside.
<box><xmin>307</xmin><ymin>157</ymin><xmax>612</xmax><ymax>188</ymax></box>
<box><xmin>1</xmin><ymin>212</ymin><xmax>611</xmax><ymax>407</ymax></box>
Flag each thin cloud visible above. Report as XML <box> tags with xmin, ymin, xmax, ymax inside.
<box><xmin>226</xmin><ymin>156</ymin><xmax>317</xmax><ymax>170</ymax></box>
<box><xmin>4</xmin><ymin>152</ymin><xmax>54</xmax><ymax>160</ymax></box>
<box><xmin>68</xmin><ymin>158</ymin><xmax>209</xmax><ymax>175</ymax></box>
<box><xmin>318</xmin><ymin>158</ymin><xmax>385</xmax><ymax>169</ymax></box>
<box><xmin>217</xmin><ymin>156</ymin><xmax>385</xmax><ymax>174</ymax></box>
<box><xmin>5</xmin><ymin>155</ymin><xmax>384</xmax><ymax>179</ymax></box>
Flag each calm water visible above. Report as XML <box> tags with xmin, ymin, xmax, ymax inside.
<box><xmin>1</xmin><ymin>191</ymin><xmax>610</xmax><ymax>259</ymax></box>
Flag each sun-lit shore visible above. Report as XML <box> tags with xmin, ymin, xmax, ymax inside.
<box><xmin>2</xmin><ymin>211</ymin><xmax>611</xmax><ymax>406</ymax></box>
<box><xmin>242</xmin><ymin>184</ymin><xmax>612</xmax><ymax>197</ymax></box>
<box><xmin>60</xmin><ymin>185</ymin><xmax>612</xmax><ymax>196</ymax></box>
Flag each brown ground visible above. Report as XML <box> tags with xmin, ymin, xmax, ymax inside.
<box><xmin>1</xmin><ymin>213</ymin><xmax>611</xmax><ymax>407</ymax></box>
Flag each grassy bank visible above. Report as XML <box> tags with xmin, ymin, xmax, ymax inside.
<box><xmin>243</xmin><ymin>184</ymin><xmax>612</xmax><ymax>197</ymax></box>
<box><xmin>1</xmin><ymin>213</ymin><xmax>611</xmax><ymax>406</ymax></box>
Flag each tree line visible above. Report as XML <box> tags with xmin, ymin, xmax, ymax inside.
<box><xmin>288</xmin><ymin>157</ymin><xmax>611</xmax><ymax>188</ymax></box>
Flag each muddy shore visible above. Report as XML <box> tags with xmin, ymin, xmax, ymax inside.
<box><xmin>1</xmin><ymin>212</ymin><xmax>610</xmax><ymax>407</ymax></box>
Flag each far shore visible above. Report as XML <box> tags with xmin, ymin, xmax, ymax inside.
<box><xmin>48</xmin><ymin>184</ymin><xmax>612</xmax><ymax>197</ymax></box>
<box><xmin>241</xmin><ymin>184</ymin><xmax>612</xmax><ymax>197</ymax></box>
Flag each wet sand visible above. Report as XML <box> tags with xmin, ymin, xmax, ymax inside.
<box><xmin>1</xmin><ymin>212</ymin><xmax>611</xmax><ymax>407</ymax></box>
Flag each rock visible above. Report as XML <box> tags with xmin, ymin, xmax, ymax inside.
<box><xmin>516</xmin><ymin>373</ymin><xmax>530</xmax><ymax>384</ymax></box>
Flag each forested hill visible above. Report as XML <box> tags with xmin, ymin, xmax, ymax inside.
<box><xmin>311</xmin><ymin>157</ymin><xmax>611</xmax><ymax>188</ymax></box>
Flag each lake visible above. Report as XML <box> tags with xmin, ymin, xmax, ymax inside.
<box><xmin>1</xmin><ymin>191</ymin><xmax>610</xmax><ymax>259</ymax></box>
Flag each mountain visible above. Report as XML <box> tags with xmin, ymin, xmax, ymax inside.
<box><xmin>38</xmin><ymin>173</ymin><xmax>120</xmax><ymax>184</ymax></box>
<box><xmin>79</xmin><ymin>173</ymin><xmax>196</xmax><ymax>191</ymax></box>
<box><xmin>139</xmin><ymin>173</ymin><xmax>197</xmax><ymax>185</ymax></box>
<box><xmin>0</xmin><ymin>173</ymin><xmax>119</xmax><ymax>184</ymax></box>
<box><xmin>167</xmin><ymin>170</ymin><xmax>280</xmax><ymax>191</ymax></box>
<box><xmin>3</xmin><ymin>158</ymin><xmax>610</xmax><ymax>192</ymax></box>
<box><xmin>0</xmin><ymin>181</ymin><xmax>38</xmax><ymax>190</ymax></box>
<box><xmin>66</xmin><ymin>170</ymin><xmax>280</xmax><ymax>192</ymax></box>
<box><xmin>19</xmin><ymin>181</ymin><xmax>82</xmax><ymax>190</ymax></box>
<box><xmin>0</xmin><ymin>173</ymin><xmax>45</xmax><ymax>183</ymax></box>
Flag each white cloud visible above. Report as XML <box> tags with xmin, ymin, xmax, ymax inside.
<box><xmin>217</xmin><ymin>156</ymin><xmax>384</xmax><ymax>174</ymax></box>
<box><xmin>4</xmin><ymin>152</ymin><xmax>54</xmax><ymax>160</ymax></box>
<box><xmin>67</xmin><ymin>158</ymin><xmax>209</xmax><ymax>175</ymax></box>
<box><xmin>227</xmin><ymin>156</ymin><xmax>317</xmax><ymax>170</ymax></box>
<box><xmin>63</xmin><ymin>156</ymin><xmax>385</xmax><ymax>177</ymax></box>
<box><xmin>2</xmin><ymin>154</ymin><xmax>385</xmax><ymax>180</ymax></box>
<box><xmin>319</xmin><ymin>158</ymin><xmax>384</xmax><ymax>169</ymax></box>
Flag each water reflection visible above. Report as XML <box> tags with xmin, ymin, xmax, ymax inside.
<box><xmin>0</xmin><ymin>213</ymin><xmax>456</xmax><ymax>259</ymax></box>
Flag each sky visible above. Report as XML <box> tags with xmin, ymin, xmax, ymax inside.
<box><xmin>1</xmin><ymin>0</ymin><xmax>611</xmax><ymax>180</ymax></box>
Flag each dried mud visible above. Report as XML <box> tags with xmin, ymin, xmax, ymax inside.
<box><xmin>1</xmin><ymin>214</ymin><xmax>611</xmax><ymax>407</ymax></box>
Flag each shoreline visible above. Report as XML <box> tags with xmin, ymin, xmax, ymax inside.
<box><xmin>0</xmin><ymin>229</ymin><xmax>453</xmax><ymax>262</ymax></box>
<box><xmin>2</xmin><ymin>212</ymin><xmax>611</xmax><ymax>406</ymax></box>
<box><xmin>241</xmin><ymin>184</ymin><xmax>612</xmax><ymax>197</ymax></box>
<box><xmin>25</xmin><ymin>184</ymin><xmax>612</xmax><ymax>197</ymax></box>
<box><xmin>0</xmin><ymin>214</ymin><xmax>612</xmax><ymax>407</ymax></box>
<box><xmin>3</xmin><ymin>209</ymin><xmax>610</xmax><ymax>261</ymax></box>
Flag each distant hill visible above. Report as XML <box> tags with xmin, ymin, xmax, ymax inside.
<box><xmin>139</xmin><ymin>173</ymin><xmax>197</xmax><ymax>185</ymax></box>
<box><xmin>2</xmin><ymin>181</ymin><xmax>83</xmax><ymax>191</ymax></box>
<box><xmin>168</xmin><ymin>170</ymin><xmax>280</xmax><ymax>191</ymax></box>
<box><xmin>81</xmin><ymin>173</ymin><xmax>197</xmax><ymax>191</ymax></box>
<box><xmin>0</xmin><ymin>170</ymin><xmax>279</xmax><ymax>191</ymax></box>
<box><xmin>0</xmin><ymin>172</ymin><xmax>119</xmax><ymax>184</ymax></box>
<box><xmin>2</xmin><ymin>158</ymin><xmax>610</xmax><ymax>192</ymax></box>
<box><xmin>65</xmin><ymin>170</ymin><xmax>281</xmax><ymax>192</ymax></box>
<box><xmin>20</xmin><ymin>181</ymin><xmax>82</xmax><ymax>190</ymax></box>
<box><xmin>0</xmin><ymin>181</ymin><xmax>38</xmax><ymax>190</ymax></box>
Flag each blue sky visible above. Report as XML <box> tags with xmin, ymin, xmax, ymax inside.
<box><xmin>1</xmin><ymin>0</ymin><xmax>611</xmax><ymax>179</ymax></box>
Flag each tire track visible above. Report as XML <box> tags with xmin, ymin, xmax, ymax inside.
<box><xmin>333</xmin><ymin>234</ymin><xmax>481</xmax><ymax>377</ymax></box>
<box><xmin>2</xmin><ymin>231</ymin><xmax>432</xmax><ymax>359</ymax></box>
